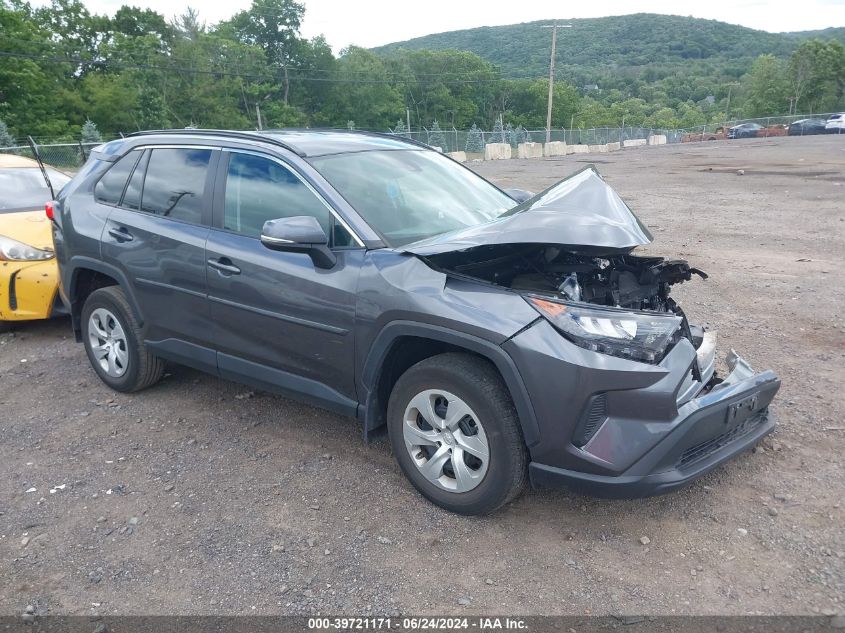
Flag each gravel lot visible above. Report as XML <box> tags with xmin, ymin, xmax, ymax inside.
<box><xmin>1</xmin><ymin>135</ymin><xmax>843</xmax><ymax>617</ymax></box>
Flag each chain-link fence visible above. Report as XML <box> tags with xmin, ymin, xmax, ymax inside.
<box><xmin>0</xmin><ymin>142</ymin><xmax>106</xmax><ymax>173</ymax></box>
<box><xmin>391</xmin><ymin>127</ymin><xmax>682</xmax><ymax>153</ymax></box>
<box><xmin>2</xmin><ymin>112</ymin><xmax>841</xmax><ymax>172</ymax></box>
<box><xmin>391</xmin><ymin>112</ymin><xmax>842</xmax><ymax>153</ymax></box>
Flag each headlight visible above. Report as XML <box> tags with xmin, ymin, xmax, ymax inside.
<box><xmin>525</xmin><ymin>296</ymin><xmax>682</xmax><ymax>363</ymax></box>
<box><xmin>0</xmin><ymin>235</ymin><xmax>54</xmax><ymax>261</ymax></box>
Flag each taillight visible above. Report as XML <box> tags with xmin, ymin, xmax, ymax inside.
<box><xmin>45</xmin><ymin>201</ymin><xmax>54</xmax><ymax>220</ymax></box>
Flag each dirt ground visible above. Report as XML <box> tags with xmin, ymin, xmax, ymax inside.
<box><xmin>1</xmin><ymin>135</ymin><xmax>843</xmax><ymax>617</ymax></box>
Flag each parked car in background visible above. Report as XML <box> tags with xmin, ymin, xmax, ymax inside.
<box><xmin>0</xmin><ymin>153</ymin><xmax>70</xmax><ymax>331</ymax></box>
<box><xmin>52</xmin><ymin>130</ymin><xmax>780</xmax><ymax>515</ymax></box>
<box><xmin>727</xmin><ymin>122</ymin><xmax>764</xmax><ymax>139</ymax></box>
<box><xmin>825</xmin><ymin>113</ymin><xmax>845</xmax><ymax>133</ymax></box>
<box><xmin>787</xmin><ymin>118</ymin><xmax>828</xmax><ymax>136</ymax></box>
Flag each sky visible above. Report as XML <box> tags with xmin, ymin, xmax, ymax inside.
<box><xmin>29</xmin><ymin>0</ymin><xmax>845</xmax><ymax>51</ymax></box>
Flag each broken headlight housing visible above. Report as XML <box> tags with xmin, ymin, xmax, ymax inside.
<box><xmin>0</xmin><ymin>235</ymin><xmax>54</xmax><ymax>261</ymax></box>
<box><xmin>525</xmin><ymin>296</ymin><xmax>682</xmax><ymax>363</ymax></box>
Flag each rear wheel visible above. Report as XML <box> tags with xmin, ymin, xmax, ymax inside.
<box><xmin>387</xmin><ymin>353</ymin><xmax>527</xmax><ymax>515</ymax></box>
<box><xmin>81</xmin><ymin>286</ymin><xmax>164</xmax><ymax>392</ymax></box>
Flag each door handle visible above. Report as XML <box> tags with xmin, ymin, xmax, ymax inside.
<box><xmin>108</xmin><ymin>226</ymin><xmax>133</xmax><ymax>242</ymax></box>
<box><xmin>207</xmin><ymin>258</ymin><xmax>241</xmax><ymax>275</ymax></box>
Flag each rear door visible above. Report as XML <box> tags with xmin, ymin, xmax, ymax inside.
<box><xmin>100</xmin><ymin>145</ymin><xmax>220</xmax><ymax>372</ymax></box>
<box><xmin>205</xmin><ymin>149</ymin><xmax>363</xmax><ymax>413</ymax></box>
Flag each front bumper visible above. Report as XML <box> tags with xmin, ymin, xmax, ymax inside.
<box><xmin>529</xmin><ymin>368</ymin><xmax>778</xmax><ymax>498</ymax></box>
<box><xmin>503</xmin><ymin>319</ymin><xmax>780</xmax><ymax>498</ymax></box>
<box><xmin>0</xmin><ymin>258</ymin><xmax>62</xmax><ymax>322</ymax></box>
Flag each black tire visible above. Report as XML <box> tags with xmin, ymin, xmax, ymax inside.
<box><xmin>0</xmin><ymin>320</ymin><xmax>13</xmax><ymax>333</ymax></box>
<box><xmin>81</xmin><ymin>286</ymin><xmax>164</xmax><ymax>392</ymax></box>
<box><xmin>387</xmin><ymin>352</ymin><xmax>527</xmax><ymax>515</ymax></box>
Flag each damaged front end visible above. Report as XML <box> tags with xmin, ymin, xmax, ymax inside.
<box><xmin>403</xmin><ymin>166</ymin><xmax>780</xmax><ymax>496</ymax></box>
<box><xmin>421</xmin><ymin>245</ymin><xmax>707</xmax><ymax>365</ymax></box>
<box><xmin>407</xmin><ymin>167</ymin><xmax>712</xmax><ymax>370</ymax></box>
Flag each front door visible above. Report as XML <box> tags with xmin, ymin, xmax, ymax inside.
<box><xmin>205</xmin><ymin>150</ymin><xmax>363</xmax><ymax>414</ymax></box>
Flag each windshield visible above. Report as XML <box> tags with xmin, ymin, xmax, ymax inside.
<box><xmin>310</xmin><ymin>149</ymin><xmax>517</xmax><ymax>247</ymax></box>
<box><xmin>0</xmin><ymin>167</ymin><xmax>71</xmax><ymax>213</ymax></box>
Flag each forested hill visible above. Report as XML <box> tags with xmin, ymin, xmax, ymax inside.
<box><xmin>374</xmin><ymin>13</ymin><xmax>844</xmax><ymax>77</ymax></box>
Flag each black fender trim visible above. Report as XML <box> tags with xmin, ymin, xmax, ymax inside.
<box><xmin>360</xmin><ymin>321</ymin><xmax>541</xmax><ymax>448</ymax></box>
<box><xmin>66</xmin><ymin>256</ymin><xmax>144</xmax><ymax>334</ymax></box>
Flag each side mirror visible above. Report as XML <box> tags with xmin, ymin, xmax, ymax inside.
<box><xmin>260</xmin><ymin>216</ymin><xmax>336</xmax><ymax>269</ymax></box>
<box><xmin>504</xmin><ymin>188</ymin><xmax>534</xmax><ymax>203</ymax></box>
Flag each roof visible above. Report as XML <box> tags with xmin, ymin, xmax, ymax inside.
<box><xmin>127</xmin><ymin>129</ymin><xmax>430</xmax><ymax>158</ymax></box>
<box><xmin>261</xmin><ymin>130</ymin><xmax>430</xmax><ymax>157</ymax></box>
<box><xmin>0</xmin><ymin>153</ymin><xmax>40</xmax><ymax>168</ymax></box>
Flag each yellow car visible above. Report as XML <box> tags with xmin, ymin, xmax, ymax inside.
<box><xmin>0</xmin><ymin>153</ymin><xmax>71</xmax><ymax>331</ymax></box>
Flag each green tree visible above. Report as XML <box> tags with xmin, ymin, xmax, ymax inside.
<box><xmin>491</xmin><ymin>115</ymin><xmax>505</xmax><ymax>142</ymax></box>
<box><xmin>428</xmin><ymin>119</ymin><xmax>447</xmax><ymax>150</ymax></box>
<box><xmin>223</xmin><ymin>0</ymin><xmax>305</xmax><ymax>104</ymax></box>
<box><xmin>0</xmin><ymin>119</ymin><xmax>15</xmax><ymax>147</ymax></box>
<box><xmin>171</xmin><ymin>7</ymin><xmax>205</xmax><ymax>41</ymax></box>
<box><xmin>789</xmin><ymin>40</ymin><xmax>845</xmax><ymax>113</ymax></box>
<box><xmin>80</xmin><ymin>118</ymin><xmax>102</xmax><ymax>142</ymax></box>
<box><xmin>745</xmin><ymin>55</ymin><xmax>789</xmax><ymax>116</ymax></box>
<box><xmin>111</xmin><ymin>5</ymin><xmax>172</xmax><ymax>41</ymax></box>
<box><xmin>0</xmin><ymin>1</ymin><xmax>74</xmax><ymax>137</ymax></box>
<box><xmin>465</xmin><ymin>123</ymin><xmax>484</xmax><ymax>152</ymax></box>
<box><xmin>321</xmin><ymin>47</ymin><xmax>403</xmax><ymax>129</ymax></box>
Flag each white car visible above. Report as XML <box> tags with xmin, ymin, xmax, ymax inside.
<box><xmin>825</xmin><ymin>113</ymin><xmax>845</xmax><ymax>133</ymax></box>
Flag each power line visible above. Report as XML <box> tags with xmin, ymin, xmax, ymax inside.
<box><xmin>0</xmin><ymin>35</ymin><xmax>509</xmax><ymax>80</ymax></box>
<box><xmin>0</xmin><ymin>50</ymin><xmax>553</xmax><ymax>85</ymax></box>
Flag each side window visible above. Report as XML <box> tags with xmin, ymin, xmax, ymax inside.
<box><xmin>223</xmin><ymin>153</ymin><xmax>331</xmax><ymax>239</ymax></box>
<box><xmin>140</xmin><ymin>148</ymin><xmax>211</xmax><ymax>224</ymax></box>
<box><xmin>94</xmin><ymin>150</ymin><xmax>141</xmax><ymax>205</ymax></box>
<box><xmin>122</xmin><ymin>150</ymin><xmax>149</xmax><ymax>211</ymax></box>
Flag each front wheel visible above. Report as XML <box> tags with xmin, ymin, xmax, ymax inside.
<box><xmin>387</xmin><ymin>353</ymin><xmax>527</xmax><ymax>515</ymax></box>
<box><xmin>81</xmin><ymin>286</ymin><xmax>164</xmax><ymax>392</ymax></box>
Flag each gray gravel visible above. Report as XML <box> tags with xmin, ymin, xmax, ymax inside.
<box><xmin>0</xmin><ymin>135</ymin><xmax>843</xmax><ymax>616</ymax></box>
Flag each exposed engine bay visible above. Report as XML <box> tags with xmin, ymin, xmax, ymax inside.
<box><xmin>424</xmin><ymin>244</ymin><xmax>708</xmax><ymax>315</ymax></box>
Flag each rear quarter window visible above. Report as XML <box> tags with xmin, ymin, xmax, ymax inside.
<box><xmin>94</xmin><ymin>151</ymin><xmax>142</xmax><ymax>206</ymax></box>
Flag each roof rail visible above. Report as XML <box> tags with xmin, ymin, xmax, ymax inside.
<box><xmin>347</xmin><ymin>129</ymin><xmax>436</xmax><ymax>151</ymax></box>
<box><xmin>126</xmin><ymin>129</ymin><xmax>306</xmax><ymax>157</ymax></box>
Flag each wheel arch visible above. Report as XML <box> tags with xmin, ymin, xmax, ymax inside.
<box><xmin>67</xmin><ymin>257</ymin><xmax>143</xmax><ymax>339</ymax></box>
<box><xmin>360</xmin><ymin>321</ymin><xmax>540</xmax><ymax>448</ymax></box>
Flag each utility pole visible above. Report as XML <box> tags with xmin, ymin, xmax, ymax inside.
<box><xmin>724</xmin><ymin>82</ymin><xmax>739</xmax><ymax>124</ymax></box>
<box><xmin>406</xmin><ymin>108</ymin><xmax>411</xmax><ymax>137</ymax></box>
<box><xmin>256</xmin><ymin>104</ymin><xmax>263</xmax><ymax>130</ymax></box>
<box><xmin>542</xmin><ymin>23</ymin><xmax>572</xmax><ymax>143</ymax></box>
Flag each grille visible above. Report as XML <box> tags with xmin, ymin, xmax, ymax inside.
<box><xmin>573</xmin><ymin>393</ymin><xmax>608</xmax><ymax>447</ymax></box>
<box><xmin>677</xmin><ymin>411</ymin><xmax>766</xmax><ymax>468</ymax></box>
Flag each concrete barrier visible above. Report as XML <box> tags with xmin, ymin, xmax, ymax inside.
<box><xmin>484</xmin><ymin>143</ymin><xmax>512</xmax><ymax>160</ymax></box>
<box><xmin>571</xmin><ymin>144</ymin><xmax>590</xmax><ymax>154</ymax></box>
<box><xmin>447</xmin><ymin>151</ymin><xmax>467</xmax><ymax>162</ymax></box>
<box><xmin>517</xmin><ymin>142</ymin><xmax>543</xmax><ymax>159</ymax></box>
<box><xmin>648</xmin><ymin>134</ymin><xmax>667</xmax><ymax>146</ymax></box>
<box><xmin>606</xmin><ymin>142</ymin><xmax>621</xmax><ymax>152</ymax></box>
<box><xmin>588</xmin><ymin>144</ymin><xmax>608</xmax><ymax>153</ymax></box>
<box><xmin>623</xmin><ymin>139</ymin><xmax>647</xmax><ymax>148</ymax></box>
<box><xmin>544</xmin><ymin>141</ymin><xmax>568</xmax><ymax>157</ymax></box>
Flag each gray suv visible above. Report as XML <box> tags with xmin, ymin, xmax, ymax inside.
<box><xmin>52</xmin><ymin>129</ymin><xmax>780</xmax><ymax>514</ymax></box>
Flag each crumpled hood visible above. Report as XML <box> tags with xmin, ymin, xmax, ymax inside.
<box><xmin>403</xmin><ymin>166</ymin><xmax>653</xmax><ymax>256</ymax></box>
